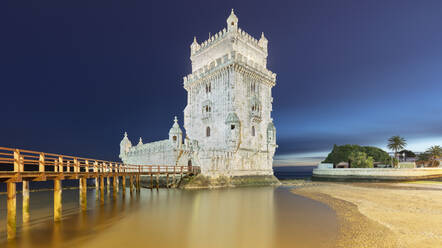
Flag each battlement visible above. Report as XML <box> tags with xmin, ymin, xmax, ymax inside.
<box><xmin>191</xmin><ymin>27</ymin><xmax>266</xmax><ymax>56</ymax></box>
<box><xmin>189</xmin><ymin>9</ymin><xmax>269</xmax><ymax>73</ymax></box>
<box><xmin>184</xmin><ymin>50</ymin><xmax>276</xmax><ymax>89</ymax></box>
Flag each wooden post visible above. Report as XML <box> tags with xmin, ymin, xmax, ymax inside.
<box><xmin>85</xmin><ymin>160</ymin><xmax>89</xmax><ymax>173</ymax></box>
<box><xmin>136</xmin><ymin>175</ymin><xmax>140</xmax><ymax>192</ymax></box>
<box><xmin>95</xmin><ymin>177</ymin><xmax>99</xmax><ymax>194</ymax></box>
<box><xmin>54</xmin><ymin>159</ymin><xmax>58</xmax><ymax>173</ymax></box>
<box><xmin>54</xmin><ymin>179</ymin><xmax>62</xmax><ymax>222</ymax></box>
<box><xmin>7</xmin><ymin>182</ymin><xmax>16</xmax><ymax>240</ymax></box>
<box><xmin>116</xmin><ymin>176</ymin><xmax>119</xmax><ymax>192</ymax></box>
<box><xmin>74</xmin><ymin>158</ymin><xmax>79</xmax><ymax>173</ymax></box>
<box><xmin>150</xmin><ymin>174</ymin><xmax>153</xmax><ymax>189</ymax></box>
<box><xmin>156</xmin><ymin>173</ymin><xmax>159</xmax><ymax>189</ymax></box>
<box><xmin>58</xmin><ymin>156</ymin><xmax>63</xmax><ymax>173</ymax></box>
<box><xmin>107</xmin><ymin>176</ymin><xmax>110</xmax><ymax>193</ymax></box>
<box><xmin>172</xmin><ymin>166</ymin><xmax>176</xmax><ymax>188</ymax></box>
<box><xmin>122</xmin><ymin>176</ymin><xmax>126</xmax><ymax>195</ymax></box>
<box><xmin>13</xmin><ymin>149</ymin><xmax>20</xmax><ymax>172</ymax></box>
<box><xmin>129</xmin><ymin>176</ymin><xmax>134</xmax><ymax>194</ymax></box>
<box><xmin>39</xmin><ymin>153</ymin><xmax>45</xmax><ymax>172</ymax></box>
<box><xmin>113</xmin><ymin>176</ymin><xmax>117</xmax><ymax>191</ymax></box>
<box><xmin>100</xmin><ymin>176</ymin><xmax>104</xmax><ymax>204</ymax></box>
<box><xmin>80</xmin><ymin>178</ymin><xmax>87</xmax><ymax>211</ymax></box>
<box><xmin>22</xmin><ymin>181</ymin><xmax>30</xmax><ymax>224</ymax></box>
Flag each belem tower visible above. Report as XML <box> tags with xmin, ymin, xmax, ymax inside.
<box><xmin>119</xmin><ymin>10</ymin><xmax>277</xmax><ymax>178</ymax></box>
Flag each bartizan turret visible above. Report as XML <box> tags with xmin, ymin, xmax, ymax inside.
<box><xmin>119</xmin><ymin>132</ymin><xmax>132</xmax><ymax>159</ymax></box>
<box><xmin>169</xmin><ymin>116</ymin><xmax>183</xmax><ymax>148</ymax></box>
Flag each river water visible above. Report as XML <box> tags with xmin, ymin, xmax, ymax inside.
<box><xmin>0</xmin><ymin>167</ymin><xmax>338</xmax><ymax>248</ymax></box>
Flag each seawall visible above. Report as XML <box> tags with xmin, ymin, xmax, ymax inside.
<box><xmin>312</xmin><ymin>168</ymin><xmax>442</xmax><ymax>182</ymax></box>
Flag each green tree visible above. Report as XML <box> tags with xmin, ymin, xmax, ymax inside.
<box><xmin>323</xmin><ymin>144</ymin><xmax>390</xmax><ymax>165</ymax></box>
<box><xmin>416</xmin><ymin>152</ymin><xmax>430</xmax><ymax>162</ymax></box>
<box><xmin>398</xmin><ymin>149</ymin><xmax>416</xmax><ymax>158</ymax></box>
<box><xmin>426</xmin><ymin>145</ymin><xmax>442</xmax><ymax>167</ymax></box>
<box><xmin>348</xmin><ymin>152</ymin><xmax>374</xmax><ymax>168</ymax></box>
<box><xmin>387</xmin><ymin>136</ymin><xmax>407</xmax><ymax>160</ymax></box>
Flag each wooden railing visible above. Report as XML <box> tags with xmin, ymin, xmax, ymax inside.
<box><xmin>0</xmin><ymin>146</ymin><xmax>200</xmax><ymax>182</ymax></box>
<box><xmin>1</xmin><ymin>146</ymin><xmax>200</xmax><ymax>240</ymax></box>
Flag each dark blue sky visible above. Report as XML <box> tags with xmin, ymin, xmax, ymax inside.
<box><xmin>1</xmin><ymin>0</ymin><xmax>442</xmax><ymax>163</ymax></box>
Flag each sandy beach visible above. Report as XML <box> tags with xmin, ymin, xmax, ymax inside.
<box><xmin>291</xmin><ymin>181</ymin><xmax>442</xmax><ymax>248</ymax></box>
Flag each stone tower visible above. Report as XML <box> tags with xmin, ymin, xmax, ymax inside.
<box><xmin>183</xmin><ymin>9</ymin><xmax>277</xmax><ymax>177</ymax></box>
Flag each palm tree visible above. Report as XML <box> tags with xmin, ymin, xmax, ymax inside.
<box><xmin>426</xmin><ymin>145</ymin><xmax>442</xmax><ymax>167</ymax></box>
<box><xmin>387</xmin><ymin>136</ymin><xmax>407</xmax><ymax>160</ymax></box>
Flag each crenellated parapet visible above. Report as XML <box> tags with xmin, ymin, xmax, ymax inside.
<box><xmin>189</xmin><ymin>9</ymin><xmax>270</xmax><ymax>74</ymax></box>
<box><xmin>184</xmin><ymin>50</ymin><xmax>276</xmax><ymax>90</ymax></box>
<box><xmin>191</xmin><ymin>27</ymin><xmax>267</xmax><ymax>56</ymax></box>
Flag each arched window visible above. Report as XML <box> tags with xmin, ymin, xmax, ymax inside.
<box><xmin>252</xmin><ymin>126</ymin><xmax>255</xmax><ymax>137</ymax></box>
<box><xmin>206</xmin><ymin>126</ymin><xmax>211</xmax><ymax>137</ymax></box>
<box><xmin>173</xmin><ymin>136</ymin><xmax>177</xmax><ymax>142</ymax></box>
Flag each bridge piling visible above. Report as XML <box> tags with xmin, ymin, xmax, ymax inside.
<box><xmin>107</xmin><ymin>176</ymin><xmax>110</xmax><ymax>193</ymax></box>
<box><xmin>80</xmin><ymin>178</ymin><xmax>87</xmax><ymax>211</ymax></box>
<box><xmin>150</xmin><ymin>174</ymin><xmax>153</xmax><ymax>189</ymax></box>
<box><xmin>156</xmin><ymin>173</ymin><xmax>159</xmax><ymax>189</ymax></box>
<box><xmin>95</xmin><ymin>177</ymin><xmax>99</xmax><ymax>199</ymax></box>
<box><xmin>122</xmin><ymin>176</ymin><xmax>126</xmax><ymax>196</ymax></box>
<box><xmin>100</xmin><ymin>176</ymin><xmax>104</xmax><ymax>204</ymax></box>
<box><xmin>7</xmin><ymin>182</ymin><xmax>16</xmax><ymax>240</ymax></box>
<box><xmin>129</xmin><ymin>176</ymin><xmax>134</xmax><ymax>194</ymax></box>
<box><xmin>136</xmin><ymin>175</ymin><xmax>140</xmax><ymax>192</ymax></box>
<box><xmin>54</xmin><ymin>179</ymin><xmax>62</xmax><ymax>222</ymax></box>
<box><xmin>116</xmin><ymin>176</ymin><xmax>119</xmax><ymax>192</ymax></box>
<box><xmin>23</xmin><ymin>180</ymin><xmax>30</xmax><ymax>224</ymax></box>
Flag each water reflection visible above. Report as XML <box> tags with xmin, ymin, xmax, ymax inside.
<box><xmin>0</xmin><ymin>186</ymin><xmax>337</xmax><ymax>248</ymax></box>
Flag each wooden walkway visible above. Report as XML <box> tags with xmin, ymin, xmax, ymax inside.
<box><xmin>0</xmin><ymin>146</ymin><xmax>200</xmax><ymax>240</ymax></box>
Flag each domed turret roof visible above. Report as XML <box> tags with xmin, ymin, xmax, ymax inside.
<box><xmin>169</xmin><ymin>116</ymin><xmax>183</xmax><ymax>134</ymax></box>
<box><xmin>137</xmin><ymin>137</ymin><xmax>143</xmax><ymax>146</ymax></box>
<box><xmin>120</xmin><ymin>132</ymin><xmax>132</xmax><ymax>146</ymax></box>
<box><xmin>226</xmin><ymin>9</ymin><xmax>238</xmax><ymax>30</ymax></box>
<box><xmin>225</xmin><ymin>112</ymin><xmax>240</xmax><ymax>124</ymax></box>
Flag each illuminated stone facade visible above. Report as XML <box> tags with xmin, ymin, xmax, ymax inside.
<box><xmin>119</xmin><ymin>10</ymin><xmax>277</xmax><ymax>177</ymax></box>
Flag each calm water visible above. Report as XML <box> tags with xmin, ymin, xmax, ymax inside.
<box><xmin>0</xmin><ymin>166</ymin><xmax>338</xmax><ymax>248</ymax></box>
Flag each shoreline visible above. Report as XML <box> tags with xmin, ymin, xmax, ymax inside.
<box><xmin>290</xmin><ymin>181</ymin><xmax>442</xmax><ymax>247</ymax></box>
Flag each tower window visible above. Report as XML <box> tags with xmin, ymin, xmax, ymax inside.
<box><xmin>231</xmin><ymin>125</ymin><xmax>235</xmax><ymax>130</ymax></box>
<box><xmin>173</xmin><ymin>136</ymin><xmax>177</xmax><ymax>141</ymax></box>
<box><xmin>205</xmin><ymin>83</ymin><xmax>211</xmax><ymax>93</ymax></box>
<box><xmin>252</xmin><ymin>126</ymin><xmax>255</xmax><ymax>136</ymax></box>
<box><xmin>206</xmin><ymin>126</ymin><xmax>211</xmax><ymax>137</ymax></box>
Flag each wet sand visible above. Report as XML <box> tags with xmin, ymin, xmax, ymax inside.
<box><xmin>292</xmin><ymin>181</ymin><xmax>442</xmax><ymax>248</ymax></box>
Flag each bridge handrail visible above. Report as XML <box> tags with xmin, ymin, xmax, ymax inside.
<box><xmin>0</xmin><ymin>146</ymin><xmax>199</xmax><ymax>174</ymax></box>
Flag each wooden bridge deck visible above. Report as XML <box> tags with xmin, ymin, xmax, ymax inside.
<box><xmin>0</xmin><ymin>146</ymin><xmax>200</xmax><ymax>240</ymax></box>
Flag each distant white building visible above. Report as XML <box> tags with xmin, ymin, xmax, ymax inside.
<box><xmin>119</xmin><ymin>10</ymin><xmax>277</xmax><ymax>177</ymax></box>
